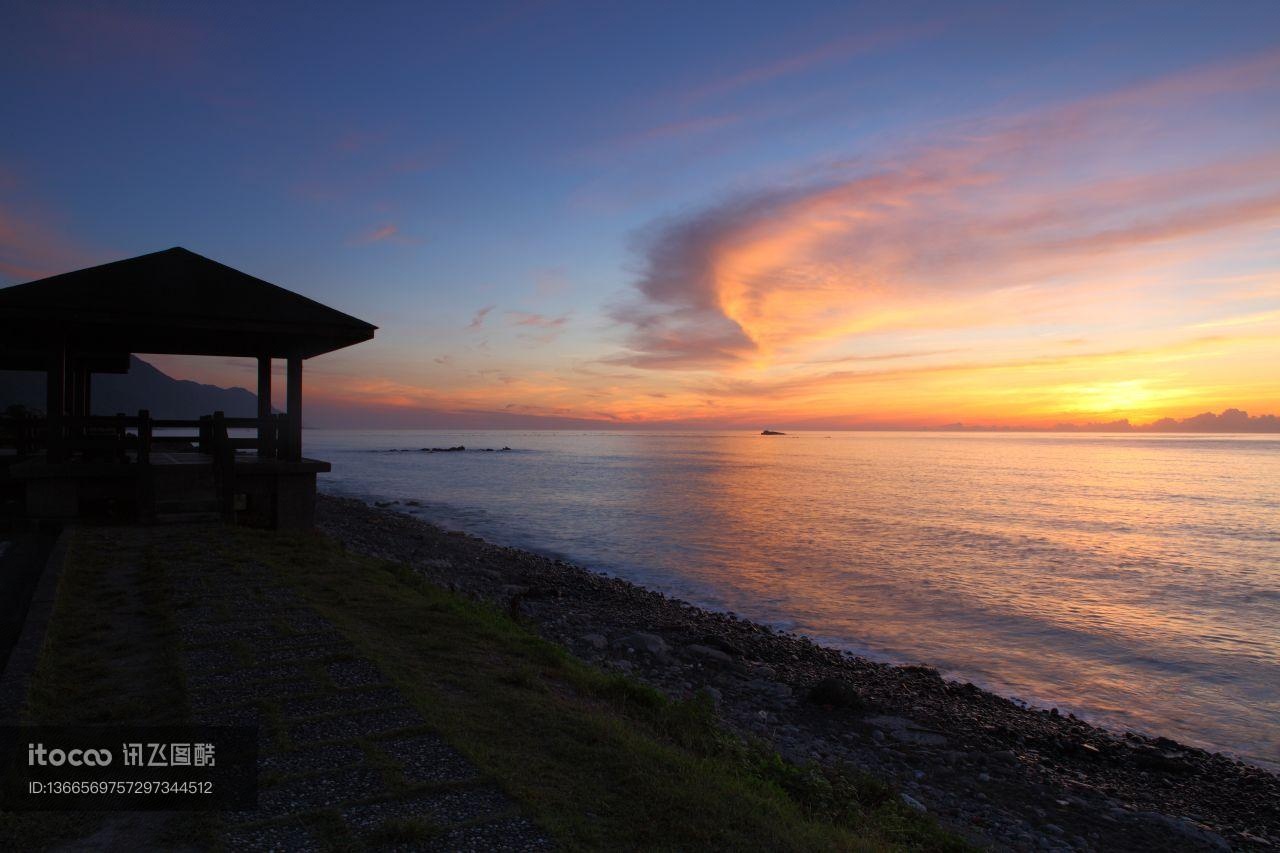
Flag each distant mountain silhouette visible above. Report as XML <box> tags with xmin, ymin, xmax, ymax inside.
<box><xmin>936</xmin><ymin>409</ymin><xmax>1280</xmax><ymax>433</ymax></box>
<box><xmin>0</xmin><ymin>356</ymin><xmax>260</xmax><ymax>419</ymax></box>
<box><xmin>1144</xmin><ymin>409</ymin><xmax>1280</xmax><ymax>433</ymax></box>
<box><xmin>1051</xmin><ymin>409</ymin><xmax>1280</xmax><ymax>433</ymax></box>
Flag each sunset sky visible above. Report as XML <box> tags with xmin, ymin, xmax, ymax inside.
<box><xmin>2</xmin><ymin>2</ymin><xmax>1278</xmax><ymax>428</ymax></box>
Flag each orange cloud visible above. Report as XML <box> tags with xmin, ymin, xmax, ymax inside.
<box><xmin>610</xmin><ymin>50</ymin><xmax>1280</xmax><ymax>379</ymax></box>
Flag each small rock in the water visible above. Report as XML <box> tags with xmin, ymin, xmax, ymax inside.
<box><xmin>760</xmin><ymin>429</ymin><xmax>786</xmax><ymax>435</ymax></box>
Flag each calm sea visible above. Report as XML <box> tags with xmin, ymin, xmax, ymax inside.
<box><xmin>307</xmin><ymin>430</ymin><xmax>1280</xmax><ymax>769</ymax></box>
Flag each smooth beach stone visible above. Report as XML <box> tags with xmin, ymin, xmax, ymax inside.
<box><xmin>683</xmin><ymin>643</ymin><xmax>734</xmax><ymax>666</ymax></box>
<box><xmin>900</xmin><ymin>793</ymin><xmax>928</xmax><ymax>812</ymax></box>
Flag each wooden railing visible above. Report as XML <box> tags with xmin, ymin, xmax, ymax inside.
<box><xmin>3</xmin><ymin>409</ymin><xmax>299</xmax><ymax>522</ymax></box>
<box><xmin>42</xmin><ymin>411</ymin><xmax>297</xmax><ymax>463</ymax></box>
<box><xmin>0</xmin><ymin>413</ymin><xmax>43</xmax><ymax>455</ymax></box>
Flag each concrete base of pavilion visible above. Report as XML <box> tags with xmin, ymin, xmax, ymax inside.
<box><xmin>9</xmin><ymin>452</ymin><xmax>330</xmax><ymax>530</ymax></box>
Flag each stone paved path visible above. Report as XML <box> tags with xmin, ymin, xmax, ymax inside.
<box><xmin>164</xmin><ymin>529</ymin><xmax>555</xmax><ymax>852</ymax></box>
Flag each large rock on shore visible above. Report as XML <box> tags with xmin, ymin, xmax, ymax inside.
<box><xmin>866</xmin><ymin>715</ymin><xmax>949</xmax><ymax>747</ymax></box>
<box><xmin>612</xmin><ymin>632</ymin><xmax>669</xmax><ymax>658</ymax></box>
<box><xmin>684</xmin><ymin>643</ymin><xmax>734</xmax><ymax>666</ymax></box>
<box><xmin>807</xmin><ymin>677</ymin><xmax>867</xmax><ymax>711</ymax></box>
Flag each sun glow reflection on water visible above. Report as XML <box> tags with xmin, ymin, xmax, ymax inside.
<box><xmin>309</xmin><ymin>430</ymin><xmax>1280</xmax><ymax>768</ymax></box>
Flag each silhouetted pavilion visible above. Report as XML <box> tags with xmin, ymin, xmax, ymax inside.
<box><xmin>0</xmin><ymin>247</ymin><xmax>376</xmax><ymax>528</ymax></box>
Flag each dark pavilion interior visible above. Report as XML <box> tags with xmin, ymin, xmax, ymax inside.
<box><xmin>0</xmin><ymin>247</ymin><xmax>376</xmax><ymax>529</ymax></box>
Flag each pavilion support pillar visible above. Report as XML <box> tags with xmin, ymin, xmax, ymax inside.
<box><xmin>286</xmin><ymin>356</ymin><xmax>302</xmax><ymax>462</ymax></box>
<box><xmin>83</xmin><ymin>371</ymin><xmax>93</xmax><ymax>417</ymax></box>
<box><xmin>65</xmin><ymin>364</ymin><xmax>79</xmax><ymax>417</ymax></box>
<box><xmin>257</xmin><ymin>356</ymin><xmax>273</xmax><ymax>457</ymax></box>
<box><xmin>46</xmin><ymin>340</ymin><xmax>66</xmax><ymax>462</ymax></box>
<box><xmin>66</xmin><ymin>364</ymin><xmax>90</xmax><ymax>417</ymax></box>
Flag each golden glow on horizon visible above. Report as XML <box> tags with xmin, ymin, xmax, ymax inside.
<box><xmin>285</xmin><ymin>325</ymin><xmax>1278</xmax><ymax>428</ymax></box>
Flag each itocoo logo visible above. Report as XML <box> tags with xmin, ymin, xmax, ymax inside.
<box><xmin>27</xmin><ymin>743</ymin><xmax>113</xmax><ymax>766</ymax></box>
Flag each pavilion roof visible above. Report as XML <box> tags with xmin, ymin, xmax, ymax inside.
<box><xmin>0</xmin><ymin>247</ymin><xmax>376</xmax><ymax>364</ymax></box>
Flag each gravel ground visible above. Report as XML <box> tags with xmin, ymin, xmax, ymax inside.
<box><xmin>318</xmin><ymin>494</ymin><xmax>1280</xmax><ymax>852</ymax></box>
<box><xmin>156</xmin><ymin>522</ymin><xmax>555</xmax><ymax>851</ymax></box>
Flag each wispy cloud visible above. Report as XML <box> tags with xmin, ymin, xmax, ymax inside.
<box><xmin>607</xmin><ymin>113</ymin><xmax>745</xmax><ymax>152</ymax></box>
<box><xmin>292</xmin><ymin>130</ymin><xmax>449</xmax><ymax>207</ymax></box>
<box><xmin>672</xmin><ymin>20</ymin><xmax>943</xmax><ymax>108</ymax></box>
<box><xmin>467</xmin><ymin>304</ymin><xmax>496</xmax><ymax>330</ymax></box>
<box><xmin>585</xmin><ymin>18</ymin><xmax>944</xmax><ymax>163</ymax></box>
<box><xmin>347</xmin><ymin>223</ymin><xmax>424</xmax><ymax>247</ymax></box>
<box><xmin>507</xmin><ymin>311</ymin><xmax>569</xmax><ymax>328</ymax></box>
<box><xmin>1190</xmin><ymin>309</ymin><xmax>1280</xmax><ymax>330</ymax></box>
<box><xmin>507</xmin><ymin>311</ymin><xmax>570</xmax><ymax>346</ymax></box>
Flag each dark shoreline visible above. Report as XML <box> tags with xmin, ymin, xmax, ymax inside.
<box><xmin>317</xmin><ymin>494</ymin><xmax>1278</xmax><ymax>851</ymax></box>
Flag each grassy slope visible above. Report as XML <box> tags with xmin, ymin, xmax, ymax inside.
<box><xmin>244</xmin><ymin>527</ymin><xmax>970</xmax><ymax>852</ymax></box>
<box><xmin>2</xmin><ymin>524</ymin><xmax>970</xmax><ymax>851</ymax></box>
